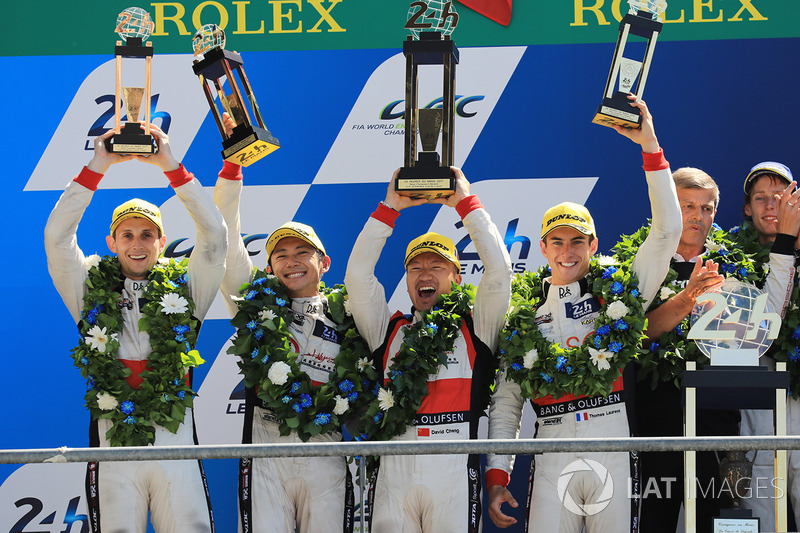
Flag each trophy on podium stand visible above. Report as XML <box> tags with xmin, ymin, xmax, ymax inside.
<box><xmin>592</xmin><ymin>0</ymin><xmax>667</xmax><ymax>129</ymax></box>
<box><xmin>105</xmin><ymin>7</ymin><xmax>156</xmax><ymax>154</ymax></box>
<box><xmin>395</xmin><ymin>1</ymin><xmax>460</xmax><ymax>200</ymax></box>
<box><xmin>191</xmin><ymin>24</ymin><xmax>279</xmax><ymax>167</ymax></box>
<box><xmin>684</xmin><ymin>280</ymin><xmax>788</xmax><ymax>533</ymax></box>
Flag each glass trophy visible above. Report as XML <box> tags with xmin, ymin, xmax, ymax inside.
<box><xmin>396</xmin><ymin>1</ymin><xmax>460</xmax><ymax>200</ymax></box>
<box><xmin>105</xmin><ymin>7</ymin><xmax>156</xmax><ymax>154</ymax></box>
<box><xmin>191</xmin><ymin>24</ymin><xmax>279</xmax><ymax>167</ymax></box>
<box><xmin>592</xmin><ymin>0</ymin><xmax>667</xmax><ymax>129</ymax></box>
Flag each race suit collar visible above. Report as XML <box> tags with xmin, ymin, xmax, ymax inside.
<box><xmin>541</xmin><ymin>276</ymin><xmax>590</xmax><ymax>300</ymax></box>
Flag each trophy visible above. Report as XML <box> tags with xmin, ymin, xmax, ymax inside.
<box><xmin>592</xmin><ymin>0</ymin><xmax>667</xmax><ymax>129</ymax></box>
<box><xmin>191</xmin><ymin>24</ymin><xmax>279</xmax><ymax>167</ymax></box>
<box><xmin>396</xmin><ymin>1</ymin><xmax>460</xmax><ymax>200</ymax></box>
<box><xmin>683</xmin><ymin>280</ymin><xmax>787</xmax><ymax>533</ymax></box>
<box><xmin>105</xmin><ymin>7</ymin><xmax>156</xmax><ymax>154</ymax></box>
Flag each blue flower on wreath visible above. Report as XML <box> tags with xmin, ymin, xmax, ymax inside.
<box><xmin>712</xmin><ymin>222</ymin><xmax>722</xmax><ymax>231</ymax></box>
<box><xmin>631</xmin><ymin>289</ymin><xmax>639</xmax><ymax>298</ymax></box>
<box><xmin>86</xmin><ymin>377</ymin><xmax>96</xmax><ymax>390</ymax></box>
<box><xmin>166</xmin><ymin>280</ymin><xmax>178</xmax><ymax>289</ymax></box>
<box><xmin>356</xmin><ymin>433</ymin><xmax>368</xmax><ymax>441</ymax></box>
<box><xmin>173</xmin><ymin>325</ymin><xmax>190</xmax><ymax>334</ymax></box>
<box><xmin>246</xmin><ymin>320</ymin><xmax>258</xmax><ymax>331</ymax></box>
<box><xmin>793</xmin><ymin>327</ymin><xmax>800</xmax><ymax>341</ymax></box>
<box><xmin>738</xmin><ymin>267</ymin><xmax>748</xmax><ymax>278</ymax></box>
<box><xmin>650</xmin><ymin>342</ymin><xmax>660</xmax><ymax>352</ymax></box>
<box><xmin>282</xmin><ymin>395</ymin><xmax>292</xmax><ymax>404</ymax></box>
<box><xmin>120</xmin><ymin>401</ymin><xmax>135</xmax><ymax>414</ymax></box>
<box><xmin>555</xmin><ymin>356</ymin><xmax>567</xmax><ymax>372</ymax></box>
<box><xmin>717</xmin><ymin>249</ymin><xmax>729</xmax><ymax>257</ymax></box>
<box><xmin>300</xmin><ymin>394</ymin><xmax>313</xmax><ymax>408</ymax></box>
<box><xmin>674</xmin><ymin>325</ymin><xmax>684</xmax><ymax>336</ymax></box>
<box><xmin>173</xmin><ymin>378</ymin><xmax>182</xmax><ymax>386</ymax></box>
<box><xmin>175</xmin><ymin>333</ymin><xmax>186</xmax><ymax>342</ymax></box>
<box><xmin>86</xmin><ymin>307</ymin><xmax>100</xmax><ymax>325</ymax></box>
<box><xmin>253</xmin><ymin>277</ymin><xmax>266</xmax><ymax>286</ymax></box>
<box><xmin>428</xmin><ymin>323</ymin><xmax>439</xmax><ymax>334</ymax></box>
<box><xmin>80</xmin><ymin>356</ymin><xmax>89</xmax><ymax>366</ymax></box>
<box><xmin>789</xmin><ymin>347</ymin><xmax>800</xmax><ymax>362</ymax></box>
<box><xmin>261</xmin><ymin>355</ymin><xmax>269</xmax><ymax>364</ymax></box>
<box><xmin>602</xmin><ymin>266</ymin><xmax>617</xmax><ymax>280</ymax></box>
<box><xmin>596</xmin><ymin>325</ymin><xmax>611</xmax><ymax>337</ymax></box>
<box><xmin>373</xmin><ymin>412</ymin><xmax>383</xmax><ymax>423</ymax></box>
<box><xmin>610</xmin><ymin>281</ymin><xmax>624</xmax><ymax>295</ymax></box>
<box><xmin>314</xmin><ymin>413</ymin><xmax>332</xmax><ymax>426</ymax></box>
<box><xmin>608</xmin><ymin>341</ymin><xmax>622</xmax><ymax>353</ymax></box>
<box><xmin>292</xmin><ymin>403</ymin><xmax>304</xmax><ymax>413</ymax></box>
<box><xmin>124</xmin><ymin>416</ymin><xmax>136</xmax><ymax>424</ymax></box>
<box><xmin>264</xmin><ymin>288</ymin><xmax>275</xmax><ymax>296</ymax></box>
<box><xmin>276</xmin><ymin>298</ymin><xmax>287</xmax><ymax>307</ymax></box>
<box><xmin>613</xmin><ymin>319</ymin><xmax>628</xmax><ymax>331</ymax></box>
<box><xmin>254</xmin><ymin>329</ymin><xmax>264</xmax><ymax>341</ymax></box>
<box><xmin>566</xmin><ymin>366</ymin><xmax>573</xmax><ymax>375</ymax></box>
<box><xmin>390</xmin><ymin>370</ymin><xmax>403</xmax><ymax>380</ymax></box>
<box><xmin>251</xmin><ymin>348</ymin><xmax>259</xmax><ymax>359</ymax></box>
<box><xmin>162</xmin><ymin>393</ymin><xmax>171</xmax><ymax>402</ymax></box>
<box><xmin>594</xmin><ymin>335</ymin><xmax>603</xmax><ymax>348</ymax></box>
<box><xmin>729</xmin><ymin>226</ymin><xmax>741</xmax><ymax>234</ymax></box>
<box><xmin>339</xmin><ymin>380</ymin><xmax>355</xmax><ymax>393</ymax></box>
<box><xmin>510</xmin><ymin>363</ymin><xmax>523</xmax><ymax>371</ymax></box>
<box><xmin>291</xmin><ymin>382</ymin><xmax>301</xmax><ymax>394</ymax></box>
<box><xmin>720</xmin><ymin>263</ymin><xmax>735</xmax><ymax>274</ymax></box>
<box><xmin>245</xmin><ymin>290</ymin><xmax>258</xmax><ymax>301</ymax></box>
<box><xmin>506</xmin><ymin>330</ymin><xmax>518</xmax><ymax>340</ymax></box>
<box><xmin>347</xmin><ymin>391</ymin><xmax>359</xmax><ymax>402</ymax></box>
<box><xmin>540</xmin><ymin>373</ymin><xmax>554</xmax><ymax>383</ymax></box>
<box><xmin>177</xmin><ymin>273</ymin><xmax>188</xmax><ymax>285</ymax></box>
<box><xmin>177</xmin><ymin>391</ymin><xmax>185</xmax><ymax>400</ymax></box>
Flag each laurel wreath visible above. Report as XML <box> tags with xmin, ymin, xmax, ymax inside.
<box><xmin>346</xmin><ymin>283</ymin><xmax>479</xmax><ymax>445</ymax></box>
<box><xmin>613</xmin><ymin>222</ymin><xmax>767</xmax><ymax>390</ymax></box>
<box><xmin>228</xmin><ymin>270</ymin><xmax>377</xmax><ymax>441</ymax></box>
<box><xmin>72</xmin><ymin>256</ymin><xmax>201</xmax><ymax>447</ymax></box>
<box><xmin>498</xmin><ymin>257</ymin><xmax>646</xmax><ymax>399</ymax></box>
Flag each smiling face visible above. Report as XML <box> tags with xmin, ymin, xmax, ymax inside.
<box><xmin>405</xmin><ymin>251</ymin><xmax>462</xmax><ymax>312</ymax></box>
<box><xmin>106</xmin><ymin>217</ymin><xmax>166</xmax><ymax>280</ymax></box>
<box><xmin>676</xmin><ymin>187</ymin><xmax>717</xmax><ymax>258</ymax></box>
<box><xmin>539</xmin><ymin>227</ymin><xmax>597</xmax><ymax>286</ymax></box>
<box><xmin>744</xmin><ymin>175</ymin><xmax>786</xmax><ymax>244</ymax></box>
<box><xmin>267</xmin><ymin>236</ymin><xmax>330</xmax><ymax>298</ymax></box>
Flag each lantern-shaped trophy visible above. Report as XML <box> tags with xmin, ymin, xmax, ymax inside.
<box><xmin>105</xmin><ymin>7</ymin><xmax>156</xmax><ymax>154</ymax></box>
<box><xmin>396</xmin><ymin>1</ymin><xmax>460</xmax><ymax>200</ymax></box>
<box><xmin>191</xmin><ymin>24</ymin><xmax>279</xmax><ymax>167</ymax></box>
<box><xmin>592</xmin><ymin>0</ymin><xmax>667</xmax><ymax>129</ymax></box>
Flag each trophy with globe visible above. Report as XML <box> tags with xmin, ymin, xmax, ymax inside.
<box><xmin>191</xmin><ymin>24</ymin><xmax>279</xmax><ymax>167</ymax></box>
<box><xmin>683</xmin><ymin>280</ymin><xmax>789</xmax><ymax>533</ymax></box>
<box><xmin>395</xmin><ymin>0</ymin><xmax>460</xmax><ymax>200</ymax></box>
<box><xmin>592</xmin><ymin>0</ymin><xmax>667</xmax><ymax>129</ymax></box>
<box><xmin>105</xmin><ymin>7</ymin><xmax>156</xmax><ymax>154</ymax></box>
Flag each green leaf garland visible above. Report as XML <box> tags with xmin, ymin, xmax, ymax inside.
<box><xmin>498</xmin><ymin>258</ymin><xmax>646</xmax><ymax>399</ymax></box>
<box><xmin>72</xmin><ymin>256</ymin><xmax>201</xmax><ymax>447</ymax></box>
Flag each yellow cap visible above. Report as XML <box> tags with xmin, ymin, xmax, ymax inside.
<box><xmin>541</xmin><ymin>202</ymin><xmax>595</xmax><ymax>240</ymax></box>
<box><xmin>404</xmin><ymin>232</ymin><xmax>460</xmax><ymax>270</ymax></box>
<box><xmin>266</xmin><ymin>221</ymin><xmax>326</xmax><ymax>259</ymax></box>
<box><xmin>110</xmin><ymin>199</ymin><xmax>163</xmax><ymax>236</ymax></box>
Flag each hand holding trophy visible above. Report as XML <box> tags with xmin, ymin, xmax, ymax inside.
<box><xmin>191</xmin><ymin>24</ymin><xmax>279</xmax><ymax>167</ymax></box>
<box><xmin>105</xmin><ymin>7</ymin><xmax>156</xmax><ymax>154</ymax></box>
<box><xmin>395</xmin><ymin>1</ymin><xmax>460</xmax><ymax>201</ymax></box>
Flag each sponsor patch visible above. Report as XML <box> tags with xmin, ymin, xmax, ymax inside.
<box><xmin>565</xmin><ymin>298</ymin><xmax>600</xmax><ymax>320</ymax></box>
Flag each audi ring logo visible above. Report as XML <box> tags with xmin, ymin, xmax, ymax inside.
<box><xmin>557</xmin><ymin>459</ymin><xmax>614</xmax><ymax>516</ymax></box>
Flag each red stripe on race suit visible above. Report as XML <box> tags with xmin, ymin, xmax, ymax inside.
<box><xmin>119</xmin><ymin>359</ymin><xmax>190</xmax><ymax>389</ymax></box>
<box><xmin>419</xmin><ymin>378</ymin><xmax>472</xmax><ymax>414</ymax></box>
<box><xmin>532</xmin><ymin>372</ymin><xmax>624</xmax><ymax>407</ymax></box>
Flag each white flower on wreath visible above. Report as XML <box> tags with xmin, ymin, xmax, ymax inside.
<box><xmin>96</xmin><ymin>391</ymin><xmax>118</xmax><ymax>411</ymax></box>
<box><xmin>333</xmin><ymin>395</ymin><xmax>349</xmax><ymax>415</ymax></box>
<box><xmin>763</xmin><ymin>263</ymin><xmax>770</xmax><ymax>275</ymax></box>
<box><xmin>378</xmin><ymin>388</ymin><xmax>395</xmax><ymax>411</ymax></box>
<box><xmin>343</xmin><ymin>298</ymin><xmax>352</xmax><ymax>317</ymax></box>
<box><xmin>160</xmin><ymin>293</ymin><xmax>189</xmax><ymax>315</ymax></box>
<box><xmin>357</xmin><ymin>357</ymin><xmax>373</xmax><ymax>371</ymax></box>
<box><xmin>596</xmin><ymin>254</ymin><xmax>617</xmax><ymax>266</ymax></box>
<box><xmin>704</xmin><ymin>238</ymin><xmax>724</xmax><ymax>252</ymax></box>
<box><xmin>659</xmin><ymin>287</ymin><xmax>676</xmax><ymax>302</ymax></box>
<box><xmin>589</xmin><ymin>348</ymin><xmax>613</xmax><ymax>371</ymax></box>
<box><xmin>523</xmin><ymin>348</ymin><xmax>538</xmax><ymax>369</ymax></box>
<box><xmin>267</xmin><ymin>361</ymin><xmax>291</xmax><ymax>386</ymax></box>
<box><xmin>606</xmin><ymin>300</ymin><xmax>629</xmax><ymax>320</ymax></box>
<box><xmin>85</xmin><ymin>325</ymin><xmax>110</xmax><ymax>353</ymax></box>
<box><xmin>83</xmin><ymin>254</ymin><xmax>101</xmax><ymax>271</ymax></box>
<box><xmin>157</xmin><ymin>257</ymin><xmax>171</xmax><ymax>265</ymax></box>
<box><xmin>258</xmin><ymin>309</ymin><xmax>277</xmax><ymax>322</ymax></box>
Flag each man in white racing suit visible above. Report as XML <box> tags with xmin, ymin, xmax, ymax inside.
<box><xmin>44</xmin><ymin>126</ymin><xmax>225</xmax><ymax>533</ymax></box>
<box><xmin>214</xmin><ymin>171</ymin><xmax>353</xmax><ymax>533</ymax></box>
<box><xmin>735</xmin><ymin>161</ymin><xmax>800</xmax><ymax>530</ymax></box>
<box><xmin>485</xmin><ymin>98</ymin><xmax>682</xmax><ymax>533</ymax></box>
<box><xmin>344</xmin><ymin>167</ymin><xmax>512</xmax><ymax>533</ymax></box>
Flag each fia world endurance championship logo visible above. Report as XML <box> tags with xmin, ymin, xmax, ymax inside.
<box><xmin>557</xmin><ymin>459</ymin><xmax>614</xmax><ymax>516</ymax></box>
